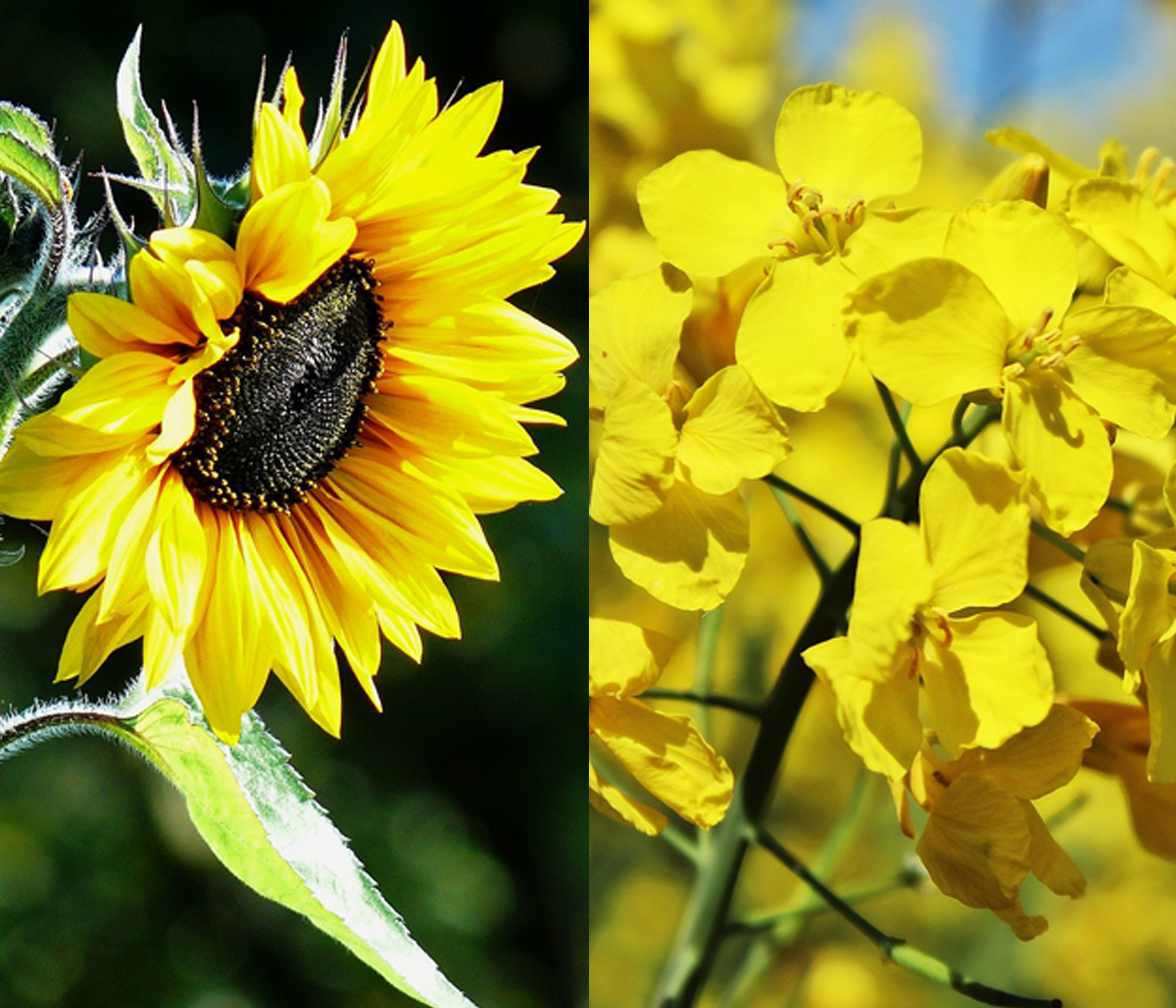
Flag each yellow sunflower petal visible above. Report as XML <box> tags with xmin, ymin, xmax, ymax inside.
<box><xmin>69</xmin><ymin>291</ymin><xmax>195</xmax><ymax>356</ymax></box>
<box><xmin>332</xmin><ymin>449</ymin><xmax>498</xmax><ymax>580</ymax></box>
<box><xmin>0</xmin><ymin>441</ymin><xmax>95</xmax><ymax>518</ymax></box>
<box><xmin>144</xmin><ymin>469</ymin><xmax>209</xmax><ymax>634</ymax></box>
<box><xmin>56</xmin><ymin>589</ymin><xmax>148</xmax><ymax>686</ymax></box>
<box><xmin>371</xmin><ymin>374</ymin><xmax>538</xmax><ymax>457</ymax></box>
<box><xmin>252</xmin><ymin>103</ymin><xmax>312</xmax><ymax>199</ymax></box>
<box><xmin>38</xmin><ymin>445</ymin><xmax>156</xmax><ymax>594</ymax></box>
<box><xmin>184</xmin><ymin>512</ymin><xmax>270</xmax><ymax>744</ymax></box>
<box><xmin>237</xmin><ymin>179</ymin><xmax>356</xmax><ymax>302</ymax></box>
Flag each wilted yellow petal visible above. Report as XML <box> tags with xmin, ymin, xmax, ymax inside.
<box><xmin>590</xmin><ymin>377</ymin><xmax>678</xmax><ymax>526</ymax></box>
<box><xmin>849</xmin><ymin>258</ymin><xmax>1009</xmax><ymax>405</ymax></box>
<box><xmin>1003</xmin><ymin>370</ymin><xmax>1112</xmax><ymax>535</ymax></box>
<box><xmin>589</xmin><ymin>266</ymin><xmax>692</xmax><ymax>398</ymax></box>
<box><xmin>774</xmin><ymin>83</ymin><xmax>921</xmax><ymax>205</ymax></box>
<box><xmin>921</xmin><ymin>448</ymin><xmax>1029</xmax><ymax>612</ymax></box>
<box><xmin>1062</xmin><ymin>305</ymin><xmax>1176</xmax><ymax>438</ymax></box>
<box><xmin>589</xmin><ymin>618</ymin><xmax>676</xmax><ymax>699</ymax></box>
<box><xmin>589</xmin><ymin>762</ymin><xmax>667</xmax><ymax>836</ymax></box>
<box><xmin>736</xmin><ymin>253</ymin><xmax>855</xmax><ymax>411</ymax></box>
<box><xmin>591</xmin><ymin>696</ymin><xmax>733</xmax><ymax>828</ymax></box>
<box><xmin>677</xmin><ymin>366</ymin><xmax>789</xmax><ymax>494</ymax></box>
<box><xmin>944</xmin><ymin>201</ymin><xmax>1076</xmax><ymax>335</ymax></box>
<box><xmin>1141</xmin><ymin>635</ymin><xmax>1176</xmax><ymax>783</ymax></box>
<box><xmin>917</xmin><ymin>772</ymin><xmax>1030</xmax><ymax>910</ymax></box>
<box><xmin>609</xmin><ymin>482</ymin><xmax>748</xmax><ymax>611</ymax></box>
<box><xmin>1071</xmin><ymin>698</ymin><xmax>1176</xmax><ymax>858</ymax></box>
<box><xmin>1024</xmin><ymin>803</ymin><xmax>1085</xmax><ymax>899</ymax></box>
<box><xmin>922</xmin><ymin>612</ymin><xmax>1054</xmax><ymax>756</ymax></box>
<box><xmin>637</xmin><ymin>150</ymin><xmax>794</xmax><ymax>278</ymax></box>
<box><xmin>959</xmin><ymin>705</ymin><xmax>1097</xmax><ymax>799</ymax></box>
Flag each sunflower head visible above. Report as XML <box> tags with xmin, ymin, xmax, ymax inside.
<box><xmin>0</xmin><ymin>22</ymin><xmax>582</xmax><ymax>743</ymax></box>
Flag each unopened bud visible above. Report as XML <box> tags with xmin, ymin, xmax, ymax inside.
<box><xmin>988</xmin><ymin>153</ymin><xmax>1050</xmax><ymax>208</ymax></box>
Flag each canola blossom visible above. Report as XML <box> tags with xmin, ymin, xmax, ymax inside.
<box><xmin>590</xmin><ymin>29</ymin><xmax>1176</xmax><ymax>1004</ymax></box>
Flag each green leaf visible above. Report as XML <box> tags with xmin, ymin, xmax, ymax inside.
<box><xmin>0</xmin><ymin>132</ymin><xmax>61</xmax><ymax>210</ymax></box>
<box><xmin>0</xmin><ymin>102</ymin><xmax>54</xmax><ymax>157</ymax></box>
<box><xmin>114</xmin><ymin>686</ymin><xmax>479</xmax><ymax>1008</ymax></box>
<box><xmin>116</xmin><ymin>26</ymin><xmax>194</xmax><ymax>224</ymax></box>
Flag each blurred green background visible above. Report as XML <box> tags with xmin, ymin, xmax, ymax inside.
<box><xmin>0</xmin><ymin>2</ymin><xmax>584</xmax><ymax>1007</ymax></box>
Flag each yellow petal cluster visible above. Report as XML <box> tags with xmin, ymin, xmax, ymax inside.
<box><xmin>590</xmin><ymin>267</ymin><xmax>789</xmax><ymax>610</ymax></box>
<box><xmin>589</xmin><ymin>618</ymin><xmax>734</xmax><ymax>834</ymax></box>
<box><xmin>902</xmin><ymin>705</ymin><xmax>1097</xmax><ymax>939</ymax></box>
<box><xmin>803</xmin><ymin>449</ymin><xmax>1053</xmax><ymax>779</ymax></box>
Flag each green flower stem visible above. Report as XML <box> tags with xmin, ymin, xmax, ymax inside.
<box><xmin>693</xmin><ymin>607</ymin><xmax>723</xmax><ymax>741</ymax></box>
<box><xmin>875</xmin><ymin>379</ymin><xmax>922</xmax><ymax>473</ymax></box>
<box><xmin>950</xmin><ymin>396</ymin><xmax>970</xmax><ymax>446</ymax></box>
<box><xmin>726</xmin><ymin>869</ymin><xmax>922</xmax><ymax>935</ymax></box>
<box><xmin>0</xmin><ymin>700</ymin><xmax>125</xmax><ymax>763</ymax></box>
<box><xmin>755</xmin><ymin>826</ymin><xmax>1061</xmax><ymax>1008</ymax></box>
<box><xmin>716</xmin><ymin>768</ymin><xmax>873</xmax><ymax>1005</ymax></box>
<box><xmin>1023</xmin><ymin>582</ymin><xmax>1107</xmax><ymax>640</ymax></box>
<box><xmin>768</xmin><ymin>484</ymin><xmax>832</xmax><ymax>583</ymax></box>
<box><xmin>641</xmin><ymin>688</ymin><xmax>762</xmax><ymax>719</ymax></box>
<box><xmin>648</xmin><ymin>544</ymin><xmax>860</xmax><ymax>1008</ymax></box>
<box><xmin>761</xmin><ymin>473</ymin><xmax>861</xmax><ymax>537</ymax></box>
<box><xmin>1030</xmin><ymin>520</ymin><xmax>1086</xmax><ymax>564</ymax></box>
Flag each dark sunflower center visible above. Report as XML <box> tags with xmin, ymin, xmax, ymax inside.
<box><xmin>174</xmin><ymin>255</ymin><xmax>386</xmax><ymax>512</ymax></box>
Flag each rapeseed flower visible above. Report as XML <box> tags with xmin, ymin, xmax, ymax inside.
<box><xmin>849</xmin><ymin>200</ymin><xmax>1176</xmax><ymax>534</ymax></box>
<box><xmin>590</xmin><ymin>267</ymin><xmax>789</xmax><ymax>610</ymax></box>
<box><xmin>803</xmin><ymin>448</ymin><xmax>1053</xmax><ymax>780</ymax></box>
<box><xmin>638</xmin><ymin>82</ymin><xmax>945</xmax><ymax>411</ymax></box>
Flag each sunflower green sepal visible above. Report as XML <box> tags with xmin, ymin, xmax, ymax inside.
<box><xmin>116</xmin><ymin>28</ymin><xmax>198</xmax><ymax>226</ymax></box>
<box><xmin>0</xmin><ymin>106</ymin><xmax>114</xmax><ymax>457</ymax></box>
<box><xmin>0</xmin><ymin>678</ymin><xmax>479</xmax><ymax>1008</ymax></box>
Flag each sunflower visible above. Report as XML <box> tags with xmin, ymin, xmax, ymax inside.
<box><xmin>0</xmin><ymin>23</ymin><xmax>581</xmax><ymax>742</ymax></box>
